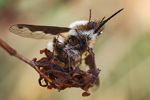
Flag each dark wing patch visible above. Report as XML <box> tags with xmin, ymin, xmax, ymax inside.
<box><xmin>9</xmin><ymin>24</ymin><xmax>71</xmax><ymax>39</ymax></box>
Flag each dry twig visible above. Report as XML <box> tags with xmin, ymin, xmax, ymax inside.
<box><xmin>0</xmin><ymin>39</ymin><xmax>100</xmax><ymax>97</ymax></box>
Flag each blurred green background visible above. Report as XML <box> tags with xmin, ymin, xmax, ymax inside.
<box><xmin>0</xmin><ymin>0</ymin><xmax>150</xmax><ymax>100</ymax></box>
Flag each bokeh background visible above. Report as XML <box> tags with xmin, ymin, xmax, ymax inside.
<box><xmin>0</xmin><ymin>0</ymin><xmax>150</xmax><ymax>100</ymax></box>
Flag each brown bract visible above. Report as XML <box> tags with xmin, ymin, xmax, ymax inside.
<box><xmin>36</xmin><ymin>48</ymin><xmax>100</xmax><ymax>97</ymax></box>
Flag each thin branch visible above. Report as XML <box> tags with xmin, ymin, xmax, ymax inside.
<box><xmin>0</xmin><ymin>39</ymin><xmax>52</xmax><ymax>83</ymax></box>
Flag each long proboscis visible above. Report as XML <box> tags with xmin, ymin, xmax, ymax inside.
<box><xmin>95</xmin><ymin>8</ymin><xmax>124</xmax><ymax>33</ymax></box>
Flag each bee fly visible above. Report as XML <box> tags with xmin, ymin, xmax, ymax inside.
<box><xmin>9</xmin><ymin>8</ymin><xmax>123</xmax><ymax>70</ymax></box>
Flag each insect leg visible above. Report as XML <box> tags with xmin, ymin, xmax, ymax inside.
<box><xmin>86</xmin><ymin>45</ymin><xmax>96</xmax><ymax>70</ymax></box>
<box><xmin>59</xmin><ymin>33</ymin><xmax>68</xmax><ymax>40</ymax></box>
<box><xmin>52</xmin><ymin>34</ymin><xmax>60</xmax><ymax>56</ymax></box>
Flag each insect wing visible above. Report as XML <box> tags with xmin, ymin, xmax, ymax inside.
<box><xmin>9</xmin><ymin>24</ymin><xmax>71</xmax><ymax>39</ymax></box>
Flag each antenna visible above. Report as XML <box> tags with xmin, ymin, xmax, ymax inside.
<box><xmin>89</xmin><ymin>9</ymin><xmax>92</xmax><ymax>23</ymax></box>
<box><xmin>95</xmin><ymin>8</ymin><xmax>124</xmax><ymax>33</ymax></box>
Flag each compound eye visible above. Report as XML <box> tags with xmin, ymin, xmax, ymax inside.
<box><xmin>88</xmin><ymin>21</ymin><xmax>93</xmax><ymax>25</ymax></box>
<box><xmin>90</xmin><ymin>21</ymin><xmax>94</xmax><ymax>23</ymax></box>
<box><xmin>88</xmin><ymin>21</ymin><xmax>96</xmax><ymax>29</ymax></box>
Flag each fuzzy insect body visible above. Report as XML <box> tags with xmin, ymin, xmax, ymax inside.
<box><xmin>9</xmin><ymin>8</ymin><xmax>124</xmax><ymax>68</ymax></box>
<box><xmin>50</xmin><ymin>20</ymin><xmax>104</xmax><ymax>67</ymax></box>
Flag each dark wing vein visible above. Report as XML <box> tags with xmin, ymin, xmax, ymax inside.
<box><xmin>9</xmin><ymin>24</ymin><xmax>71</xmax><ymax>39</ymax></box>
